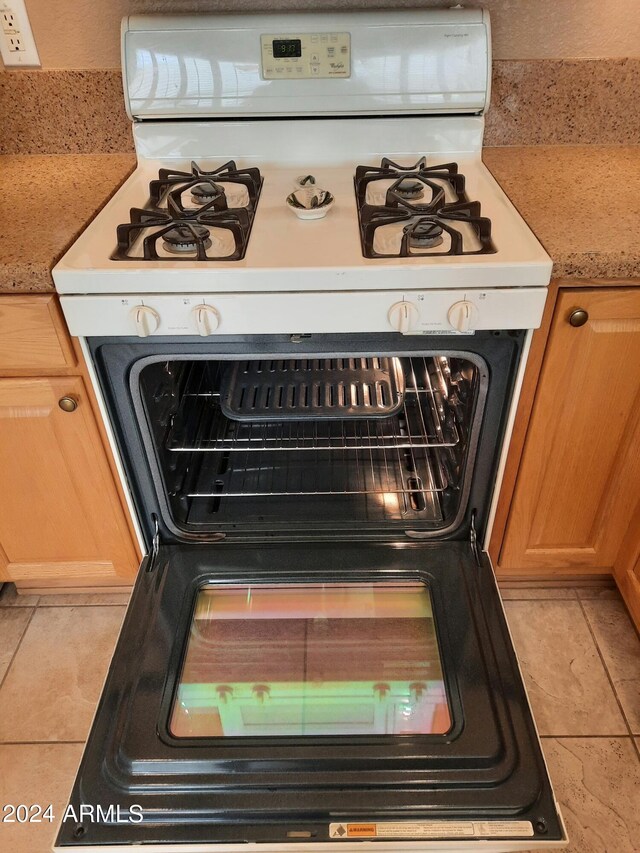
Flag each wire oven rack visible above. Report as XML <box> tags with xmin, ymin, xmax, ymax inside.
<box><xmin>163</xmin><ymin>357</ymin><xmax>467</xmax><ymax>504</ymax></box>
<box><xmin>167</xmin><ymin>358</ymin><xmax>460</xmax><ymax>453</ymax></box>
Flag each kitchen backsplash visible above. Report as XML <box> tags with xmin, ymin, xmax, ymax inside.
<box><xmin>487</xmin><ymin>58</ymin><xmax>640</xmax><ymax>146</ymax></box>
<box><xmin>1</xmin><ymin>58</ymin><xmax>638</xmax><ymax>155</ymax></box>
<box><xmin>6</xmin><ymin>0</ymin><xmax>640</xmax><ymax>66</ymax></box>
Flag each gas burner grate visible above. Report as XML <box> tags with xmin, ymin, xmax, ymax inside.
<box><xmin>112</xmin><ymin>200</ymin><xmax>253</xmax><ymax>262</ymax></box>
<box><xmin>360</xmin><ymin>200</ymin><xmax>494</xmax><ymax>259</ymax></box>
<box><xmin>111</xmin><ymin>160</ymin><xmax>262</xmax><ymax>261</ymax></box>
<box><xmin>148</xmin><ymin>159</ymin><xmax>262</xmax><ymax>209</ymax></box>
<box><xmin>355</xmin><ymin>157</ymin><xmax>467</xmax><ymax>208</ymax></box>
<box><xmin>354</xmin><ymin>157</ymin><xmax>496</xmax><ymax>258</ymax></box>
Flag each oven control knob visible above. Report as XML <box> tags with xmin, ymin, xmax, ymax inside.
<box><xmin>447</xmin><ymin>300</ymin><xmax>477</xmax><ymax>333</ymax></box>
<box><xmin>131</xmin><ymin>305</ymin><xmax>160</xmax><ymax>337</ymax></box>
<box><xmin>388</xmin><ymin>301</ymin><xmax>419</xmax><ymax>333</ymax></box>
<box><xmin>192</xmin><ymin>304</ymin><xmax>220</xmax><ymax>336</ymax></box>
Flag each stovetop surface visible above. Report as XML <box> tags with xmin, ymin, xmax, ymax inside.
<box><xmin>53</xmin><ymin>118</ymin><xmax>552</xmax><ymax>294</ymax></box>
<box><xmin>112</xmin><ymin>155</ymin><xmax>499</xmax><ymax>264</ymax></box>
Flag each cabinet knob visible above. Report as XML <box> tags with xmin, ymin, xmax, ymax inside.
<box><xmin>58</xmin><ymin>396</ymin><xmax>78</xmax><ymax>412</ymax></box>
<box><xmin>569</xmin><ymin>308</ymin><xmax>589</xmax><ymax>327</ymax></box>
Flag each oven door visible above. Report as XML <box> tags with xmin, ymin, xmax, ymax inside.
<box><xmin>55</xmin><ymin>540</ymin><xmax>566</xmax><ymax>851</ymax></box>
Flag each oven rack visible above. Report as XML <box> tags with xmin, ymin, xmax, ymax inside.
<box><xmin>166</xmin><ymin>358</ymin><xmax>461</xmax><ymax>454</ymax></box>
<box><xmin>182</xmin><ymin>444</ymin><xmax>447</xmax><ymax>501</ymax></box>
<box><xmin>167</xmin><ymin>395</ymin><xmax>459</xmax><ymax>453</ymax></box>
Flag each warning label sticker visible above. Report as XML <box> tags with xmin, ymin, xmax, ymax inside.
<box><xmin>329</xmin><ymin>821</ymin><xmax>534</xmax><ymax>840</ymax></box>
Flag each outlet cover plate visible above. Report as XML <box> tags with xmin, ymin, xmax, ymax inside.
<box><xmin>0</xmin><ymin>0</ymin><xmax>41</xmax><ymax>67</ymax></box>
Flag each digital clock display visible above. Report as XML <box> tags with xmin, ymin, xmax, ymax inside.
<box><xmin>273</xmin><ymin>38</ymin><xmax>302</xmax><ymax>58</ymax></box>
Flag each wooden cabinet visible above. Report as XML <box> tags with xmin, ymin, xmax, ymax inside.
<box><xmin>0</xmin><ymin>295</ymin><xmax>76</xmax><ymax>372</ymax></box>
<box><xmin>613</xmin><ymin>500</ymin><xmax>640</xmax><ymax>629</ymax></box>
<box><xmin>494</xmin><ymin>286</ymin><xmax>640</xmax><ymax>623</ymax></box>
<box><xmin>0</xmin><ymin>295</ymin><xmax>139</xmax><ymax>589</ymax></box>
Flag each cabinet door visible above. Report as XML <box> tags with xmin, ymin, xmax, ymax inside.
<box><xmin>0</xmin><ymin>295</ymin><xmax>76</xmax><ymax>373</ymax></box>
<box><xmin>500</xmin><ymin>288</ymin><xmax>640</xmax><ymax>580</ymax></box>
<box><xmin>619</xmin><ymin>551</ymin><xmax>640</xmax><ymax>630</ymax></box>
<box><xmin>0</xmin><ymin>376</ymin><xmax>138</xmax><ymax>584</ymax></box>
<box><xmin>613</xmin><ymin>502</ymin><xmax>640</xmax><ymax>629</ymax></box>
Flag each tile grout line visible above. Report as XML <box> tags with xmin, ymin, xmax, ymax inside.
<box><xmin>0</xmin><ymin>606</ymin><xmax>37</xmax><ymax>693</ymax></box>
<box><xmin>36</xmin><ymin>603</ymin><xmax>130</xmax><ymax>609</ymax></box>
<box><xmin>0</xmin><ymin>740</ymin><xmax>86</xmax><ymax>746</ymax></box>
<box><xmin>499</xmin><ymin>596</ymin><xmax>578</xmax><ymax>602</ymax></box>
<box><xmin>36</xmin><ymin>602</ymin><xmax>130</xmax><ymax>607</ymax></box>
<box><xmin>577</xmin><ymin>598</ymin><xmax>640</xmax><ymax>763</ymax></box>
<box><xmin>539</xmin><ymin>733</ymin><xmax>635</xmax><ymax>740</ymax></box>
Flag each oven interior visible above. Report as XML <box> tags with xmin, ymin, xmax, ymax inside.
<box><xmin>137</xmin><ymin>355</ymin><xmax>483</xmax><ymax>538</ymax></box>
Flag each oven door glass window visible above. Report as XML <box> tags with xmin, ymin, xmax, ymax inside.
<box><xmin>170</xmin><ymin>582</ymin><xmax>451</xmax><ymax>738</ymax></box>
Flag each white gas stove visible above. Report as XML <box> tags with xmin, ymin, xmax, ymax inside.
<box><xmin>52</xmin><ymin>11</ymin><xmax>568</xmax><ymax>853</ymax></box>
<box><xmin>54</xmin><ymin>9</ymin><xmax>551</xmax><ymax>340</ymax></box>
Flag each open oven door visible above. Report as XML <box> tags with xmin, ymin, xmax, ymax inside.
<box><xmin>55</xmin><ymin>539</ymin><xmax>566</xmax><ymax>852</ymax></box>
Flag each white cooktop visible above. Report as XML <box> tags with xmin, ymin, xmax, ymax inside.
<box><xmin>53</xmin><ymin>118</ymin><xmax>552</xmax><ymax>296</ymax></box>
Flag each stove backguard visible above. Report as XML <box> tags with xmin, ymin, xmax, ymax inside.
<box><xmin>89</xmin><ymin>332</ymin><xmax>523</xmax><ymax>548</ymax></box>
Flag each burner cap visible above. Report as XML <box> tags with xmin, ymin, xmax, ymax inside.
<box><xmin>191</xmin><ymin>182</ymin><xmax>224</xmax><ymax>205</ymax></box>
<box><xmin>395</xmin><ymin>178</ymin><xmax>425</xmax><ymax>200</ymax></box>
<box><xmin>405</xmin><ymin>220</ymin><xmax>444</xmax><ymax>249</ymax></box>
<box><xmin>163</xmin><ymin>224</ymin><xmax>212</xmax><ymax>255</ymax></box>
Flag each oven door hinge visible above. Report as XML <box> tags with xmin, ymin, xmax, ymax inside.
<box><xmin>469</xmin><ymin>509</ymin><xmax>481</xmax><ymax>566</ymax></box>
<box><xmin>146</xmin><ymin>514</ymin><xmax>160</xmax><ymax>573</ymax></box>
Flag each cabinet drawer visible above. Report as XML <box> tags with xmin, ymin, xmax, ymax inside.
<box><xmin>0</xmin><ymin>295</ymin><xmax>76</xmax><ymax>372</ymax></box>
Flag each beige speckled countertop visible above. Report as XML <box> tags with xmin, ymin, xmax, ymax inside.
<box><xmin>1</xmin><ymin>146</ymin><xmax>639</xmax><ymax>293</ymax></box>
<box><xmin>483</xmin><ymin>145</ymin><xmax>640</xmax><ymax>280</ymax></box>
<box><xmin>0</xmin><ymin>154</ymin><xmax>135</xmax><ymax>292</ymax></box>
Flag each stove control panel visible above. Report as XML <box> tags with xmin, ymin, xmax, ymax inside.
<box><xmin>260</xmin><ymin>32</ymin><xmax>350</xmax><ymax>79</ymax></box>
<box><xmin>62</xmin><ymin>289</ymin><xmax>548</xmax><ymax>338</ymax></box>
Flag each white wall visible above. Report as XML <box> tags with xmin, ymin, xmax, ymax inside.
<box><xmin>13</xmin><ymin>0</ymin><xmax>640</xmax><ymax>68</ymax></box>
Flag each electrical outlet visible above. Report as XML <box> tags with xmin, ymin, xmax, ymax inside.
<box><xmin>2</xmin><ymin>9</ymin><xmax>16</xmax><ymax>33</ymax></box>
<box><xmin>0</xmin><ymin>0</ymin><xmax>40</xmax><ymax>67</ymax></box>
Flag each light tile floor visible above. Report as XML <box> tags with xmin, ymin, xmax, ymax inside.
<box><xmin>0</xmin><ymin>582</ymin><xmax>638</xmax><ymax>852</ymax></box>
